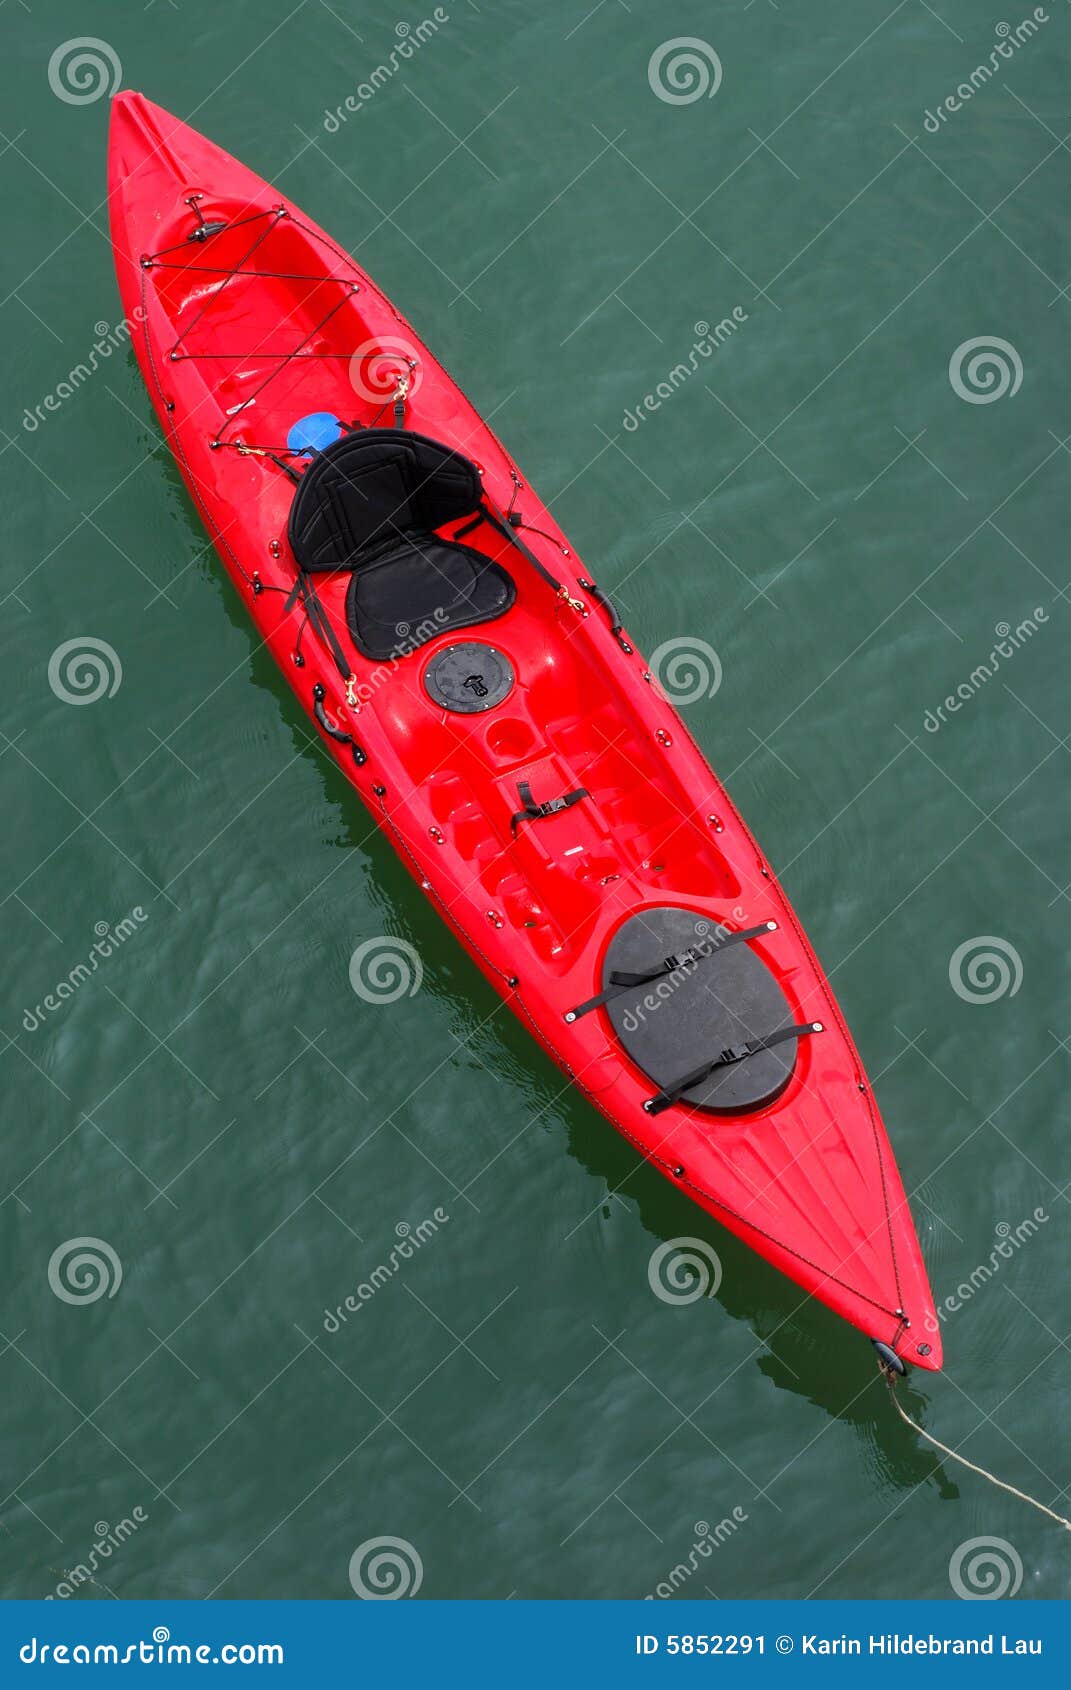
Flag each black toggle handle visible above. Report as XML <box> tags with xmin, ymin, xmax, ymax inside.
<box><xmin>578</xmin><ymin>578</ymin><xmax>632</xmax><ymax>653</ymax></box>
<box><xmin>313</xmin><ymin>683</ymin><xmax>366</xmax><ymax>766</ymax></box>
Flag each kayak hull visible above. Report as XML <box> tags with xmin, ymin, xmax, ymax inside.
<box><xmin>108</xmin><ymin>92</ymin><xmax>942</xmax><ymax>1372</ymax></box>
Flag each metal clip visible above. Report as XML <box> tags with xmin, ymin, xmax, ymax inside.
<box><xmin>557</xmin><ymin>585</ymin><xmax>588</xmax><ymax>616</ymax></box>
<box><xmin>345</xmin><ymin>676</ymin><xmax>359</xmax><ymax>711</ymax></box>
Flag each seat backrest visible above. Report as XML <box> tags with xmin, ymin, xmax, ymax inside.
<box><xmin>288</xmin><ymin>428</ymin><xmax>483</xmax><ymax>573</ymax></box>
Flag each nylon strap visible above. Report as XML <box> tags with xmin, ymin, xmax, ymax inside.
<box><xmin>566</xmin><ymin>921</ymin><xmax>776</xmax><ymax>1022</ymax></box>
<box><xmin>645</xmin><ymin>1021</ymin><xmax>821</xmax><ymax>1116</ymax></box>
<box><xmin>478</xmin><ymin>503</ymin><xmax>564</xmax><ymax>594</ymax></box>
<box><xmin>285</xmin><ymin>570</ymin><xmax>352</xmax><ymax>681</ymax></box>
<box><xmin>510</xmin><ymin>779</ymin><xmax>589</xmax><ymax>836</ymax></box>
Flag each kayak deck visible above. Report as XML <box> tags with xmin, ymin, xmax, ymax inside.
<box><xmin>109</xmin><ymin>91</ymin><xmax>942</xmax><ymax>1371</ymax></box>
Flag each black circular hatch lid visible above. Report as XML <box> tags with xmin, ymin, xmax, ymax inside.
<box><xmin>603</xmin><ymin>906</ymin><xmax>798</xmax><ymax>1114</ymax></box>
<box><xmin>423</xmin><ymin>643</ymin><xmax>515</xmax><ymax>714</ymax></box>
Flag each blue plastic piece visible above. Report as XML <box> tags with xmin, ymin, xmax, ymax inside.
<box><xmin>287</xmin><ymin>412</ymin><xmax>342</xmax><ymax>454</ymax></box>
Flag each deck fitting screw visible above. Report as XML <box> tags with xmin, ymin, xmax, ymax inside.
<box><xmin>373</xmin><ymin>784</ymin><xmax>386</xmax><ymax>797</ymax></box>
<box><xmin>673</xmin><ymin>1166</ymin><xmax>684</xmax><ymax>1178</ymax></box>
<box><xmin>917</xmin><ymin>1342</ymin><xmax>931</xmax><ymax>1356</ymax></box>
<box><xmin>564</xmin><ymin>1011</ymin><xmax>576</xmax><ymax>1023</ymax></box>
<box><xmin>506</xmin><ymin>976</ymin><xmax>519</xmax><ymax>988</ymax></box>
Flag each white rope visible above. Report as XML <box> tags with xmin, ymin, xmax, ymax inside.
<box><xmin>881</xmin><ymin>1365</ymin><xmax>1071</xmax><ymax>1532</ymax></box>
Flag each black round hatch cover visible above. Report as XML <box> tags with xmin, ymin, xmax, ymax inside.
<box><xmin>423</xmin><ymin>643</ymin><xmax>515</xmax><ymax>713</ymax></box>
<box><xmin>603</xmin><ymin>906</ymin><xmax>797</xmax><ymax>1114</ymax></box>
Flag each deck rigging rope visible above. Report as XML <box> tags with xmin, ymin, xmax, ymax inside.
<box><xmin>880</xmin><ymin>1362</ymin><xmax>1071</xmax><ymax>1531</ymax></box>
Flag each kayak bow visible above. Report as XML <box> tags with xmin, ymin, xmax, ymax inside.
<box><xmin>108</xmin><ymin>92</ymin><xmax>941</xmax><ymax>1372</ymax></box>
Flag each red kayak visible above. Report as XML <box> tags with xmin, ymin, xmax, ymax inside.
<box><xmin>109</xmin><ymin>92</ymin><xmax>941</xmax><ymax>1372</ymax></box>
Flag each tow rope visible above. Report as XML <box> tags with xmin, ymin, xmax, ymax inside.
<box><xmin>879</xmin><ymin>1361</ymin><xmax>1071</xmax><ymax>1531</ymax></box>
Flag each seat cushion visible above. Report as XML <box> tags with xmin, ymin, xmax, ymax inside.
<box><xmin>345</xmin><ymin>535</ymin><xmax>515</xmax><ymax>662</ymax></box>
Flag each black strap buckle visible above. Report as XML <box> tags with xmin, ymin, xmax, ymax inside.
<box><xmin>511</xmin><ymin>779</ymin><xmax>590</xmax><ymax>836</ymax></box>
<box><xmin>719</xmin><ymin>1043</ymin><xmax>750</xmax><ymax>1066</ymax></box>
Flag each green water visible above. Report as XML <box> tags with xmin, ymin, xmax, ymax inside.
<box><xmin>3</xmin><ymin>0</ymin><xmax>1069</xmax><ymax>1602</ymax></box>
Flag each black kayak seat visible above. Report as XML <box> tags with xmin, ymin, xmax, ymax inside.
<box><xmin>287</xmin><ymin>428</ymin><xmax>514</xmax><ymax>662</ymax></box>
